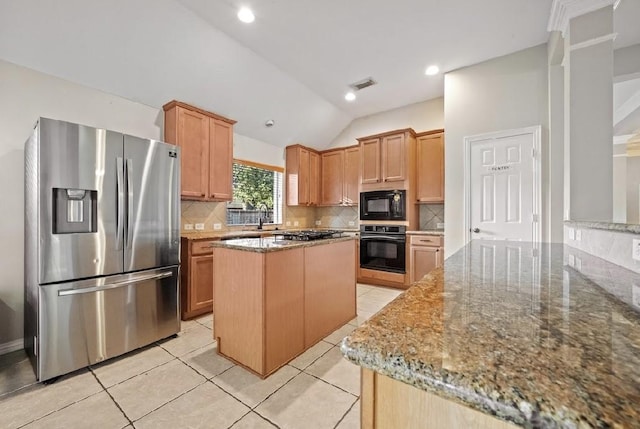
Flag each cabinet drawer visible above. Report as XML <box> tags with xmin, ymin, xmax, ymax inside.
<box><xmin>408</xmin><ymin>235</ymin><xmax>443</xmax><ymax>247</ymax></box>
<box><xmin>191</xmin><ymin>240</ymin><xmax>214</xmax><ymax>255</ymax></box>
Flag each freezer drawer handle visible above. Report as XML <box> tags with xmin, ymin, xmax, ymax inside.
<box><xmin>57</xmin><ymin>271</ymin><xmax>173</xmax><ymax>296</ymax></box>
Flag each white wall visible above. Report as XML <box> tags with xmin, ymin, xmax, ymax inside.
<box><xmin>0</xmin><ymin>59</ymin><xmax>283</xmax><ymax>352</ymax></box>
<box><xmin>444</xmin><ymin>45</ymin><xmax>551</xmax><ymax>257</ymax></box>
<box><xmin>328</xmin><ymin>98</ymin><xmax>444</xmax><ymax>148</ymax></box>
<box><xmin>614</xmin><ymin>43</ymin><xmax>640</xmax><ymax>80</ymax></box>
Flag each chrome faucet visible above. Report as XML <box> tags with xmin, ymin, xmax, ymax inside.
<box><xmin>257</xmin><ymin>204</ymin><xmax>268</xmax><ymax>230</ymax></box>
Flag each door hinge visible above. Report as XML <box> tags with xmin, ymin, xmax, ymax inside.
<box><xmin>531</xmin><ymin>148</ymin><xmax>535</xmax><ymax>157</ymax></box>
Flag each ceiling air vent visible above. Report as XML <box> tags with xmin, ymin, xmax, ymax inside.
<box><xmin>349</xmin><ymin>77</ymin><xmax>377</xmax><ymax>91</ymax></box>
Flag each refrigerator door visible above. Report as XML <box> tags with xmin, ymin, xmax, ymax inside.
<box><xmin>123</xmin><ymin>135</ymin><xmax>180</xmax><ymax>272</ymax></box>
<box><xmin>37</xmin><ymin>266</ymin><xmax>180</xmax><ymax>381</ymax></box>
<box><xmin>38</xmin><ymin>118</ymin><xmax>124</xmax><ymax>285</ymax></box>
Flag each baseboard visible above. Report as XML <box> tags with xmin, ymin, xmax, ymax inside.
<box><xmin>0</xmin><ymin>338</ymin><xmax>24</xmax><ymax>355</ymax></box>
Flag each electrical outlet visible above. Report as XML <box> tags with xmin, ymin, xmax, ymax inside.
<box><xmin>567</xmin><ymin>227</ymin><xmax>575</xmax><ymax>240</ymax></box>
<box><xmin>184</xmin><ymin>224</ymin><xmax>194</xmax><ymax>230</ymax></box>
<box><xmin>286</xmin><ymin>221</ymin><xmax>291</xmax><ymax>227</ymax></box>
<box><xmin>348</xmin><ymin>221</ymin><xmax>355</xmax><ymax>227</ymax></box>
<box><xmin>195</xmin><ymin>223</ymin><xmax>205</xmax><ymax>230</ymax></box>
<box><xmin>575</xmin><ymin>256</ymin><xmax>582</xmax><ymax>271</ymax></box>
<box><xmin>213</xmin><ymin>223</ymin><xmax>222</xmax><ymax>230</ymax></box>
<box><xmin>633</xmin><ymin>239</ymin><xmax>640</xmax><ymax>261</ymax></box>
<box><xmin>315</xmin><ymin>220</ymin><xmax>321</xmax><ymax>226</ymax></box>
<box><xmin>575</xmin><ymin>229</ymin><xmax>582</xmax><ymax>241</ymax></box>
<box><xmin>437</xmin><ymin>223</ymin><xmax>445</xmax><ymax>229</ymax></box>
<box><xmin>294</xmin><ymin>221</ymin><xmax>299</xmax><ymax>227</ymax></box>
<box><xmin>568</xmin><ymin>254</ymin><xmax>575</xmax><ymax>267</ymax></box>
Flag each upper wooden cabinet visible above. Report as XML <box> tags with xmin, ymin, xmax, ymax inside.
<box><xmin>163</xmin><ymin>100</ymin><xmax>236</xmax><ymax>201</ymax></box>
<box><xmin>416</xmin><ymin>130</ymin><xmax>444</xmax><ymax>203</ymax></box>
<box><xmin>358</xmin><ymin>129</ymin><xmax>416</xmax><ymax>189</ymax></box>
<box><xmin>286</xmin><ymin>145</ymin><xmax>320</xmax><ymax>206</ymax></box>
<box><xmin>319</xmin><ymin>146</ymin><xmax>360</xmax><ymax>206</ymax></box>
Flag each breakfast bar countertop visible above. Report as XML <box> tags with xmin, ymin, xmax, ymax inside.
<box><xmin>209</xmin><ymin>235</ymin><xmax>356</xmax><ymax>253</ymax></box>
<box><xmin>341</xmin><ymin>240</ymin><xmax>640</xmax><ymax>428</ymax></box>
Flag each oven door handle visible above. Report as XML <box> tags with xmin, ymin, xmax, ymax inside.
<box><xmin>360</xmin><ymin>235</ymin><xmax>406</xmax><ymax>242</ymax></box>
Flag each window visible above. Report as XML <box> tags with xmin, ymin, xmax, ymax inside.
<box><xmin>226</xmin><ymin>160</ymin><xmax>283</xmax><ymax>226</ymax></box>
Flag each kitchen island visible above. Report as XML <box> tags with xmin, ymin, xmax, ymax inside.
<box><xmin>341</xmin><ymin>240</ymin><xmax>640</xmax><ymax>428</ymax></box>
<box><xmin>211</xmin><ymin>235</ymin><xmax>356</xmax><ymax>377</ymax></box>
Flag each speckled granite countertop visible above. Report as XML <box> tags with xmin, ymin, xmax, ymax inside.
<box><xmin>181</xmin><ymin>230</ymin><xmax>277</xmax><ymax>240</ymax></box>
<box><xmin>406</xmin><ymin>229</ymin><xmax>445</xmax><ymax>236</ymax></box>
<box><xmin>210</xmin><ymin>235</ymin><xmax>356</xmax><ymax>253</ymax></box>
<box><xmin>341</xmin><ymin>240</ymin><xmax>640</xmax><ymax>428</ymax></box>
<box><xmin>565</xmin><ymin>220</ymin><xmax>640</xmax><ymax>234</ymax></box>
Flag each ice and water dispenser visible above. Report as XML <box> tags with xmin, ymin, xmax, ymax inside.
<box><xmin>52</xmin><ymin>188</ymin><xmax>98</xmax><ymax>234</ymax></box>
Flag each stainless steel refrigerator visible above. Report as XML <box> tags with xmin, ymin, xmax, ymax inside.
<box><xmin>24</xmin><ymin>118</ymin><xmax>181</xmax><ymax>381</ymax></box>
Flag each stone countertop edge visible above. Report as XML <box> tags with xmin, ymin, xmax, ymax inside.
<box><xmin>564</xmin><ymin>220</ymin><xmax>640</xmax><ymax>234</ymax></box>
<box><xmin>340</xmin><ymin>241</ymin><xmax>640</xmax><ymax>428</ymax></box>
<box><xmin>209</xmin><ymin>235</ymin><xmax>356</xmax><ymax>253</ymax></box>
<box><xmin>406</xmin><ymin>230</ymin><xmax>445</xmax><ymax>236</ymax></box>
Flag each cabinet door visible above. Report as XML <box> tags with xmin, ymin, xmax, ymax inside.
<box><xmin>382</xmin><ymin>133</ymin><xmax>405</xmax><ymax>182</ymax></box>
<box><xmin>299</xmin><ymin>148</ymin><xmax>310</xmax><ymax>205</ymax></box>
<box><xmin>208</xmin><ymin>119</ymin><xmax>233</xmax><ymax>201</ymax></box>
<box><xmin>190</xmin><ymin>254</ymin><xmax>214</xmax><ymax>313</ymax></box>
<box><xmin>409</xmin><ymin>246</ymin><xmax>440</xmax><ymax>283</ymax></box>
<box><xmin>417</xmin><ymin>133</ymin><xmax>444</xmax><ymax>202</ymax></box>
<box><xmin>344</xmin><ymin>147</ymin><xmax>360</xmax><ymax>205</ymax></box>
<box><xmin>177</xmin><ymin>107</ymin><xmax>210</xmax><ymax>199</ymax></box>
<box><xmin>309</xmin><ymin>151</ymin><xmax>320</xmax><ymax>205</ymax></box>
<box><xmin>320</xmin><ymin>150</ymin><xmax>344</xmax><ymax>205</ymax></box>
<box><xmin>361</xmin><ymin>138</ymin><xmax>381</xmax><ymax>184</ymax></box>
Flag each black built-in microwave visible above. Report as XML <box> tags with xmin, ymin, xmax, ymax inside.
<box><xmin>359</xmin><ymin>190</ymin><xmax>406</xmax><ymax>221</ymax></box>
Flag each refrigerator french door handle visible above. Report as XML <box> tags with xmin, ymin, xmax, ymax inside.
<box><xmin>116</xmin><ymin>157</ymin><xmax>125</xmax><ymax>250</ymax></box>
<box><xmin>126</xmin><ymin>158</ymin><xmax>133</xmax><ymax>249</ymax></box>
<box><xmin>57</xmin><ymin>271</ymin><xmax>173</xmax><ymax>296</ymax></box>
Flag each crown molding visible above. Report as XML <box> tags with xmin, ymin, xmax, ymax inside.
<box><xmin>548</xmin><ymin>0</ymin><xmax>616</xmax><ymax>35</ymax></box>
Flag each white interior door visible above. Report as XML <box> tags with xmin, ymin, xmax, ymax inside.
<box><xmin>467</xmin><ymin>128</ymin><xmax>539</xmax><ymax>242</ymax></box>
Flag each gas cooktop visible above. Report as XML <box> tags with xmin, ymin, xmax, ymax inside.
<box><xmin>277</xmin><ymin>230</ymin><xmax>345</xmax><ymax>241</ymax></box>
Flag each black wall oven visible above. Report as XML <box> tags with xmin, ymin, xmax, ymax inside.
<box><xmin>360</xmin><ymin>190</ymin><xmax>406</xmax><ymax>221</ymax></box>
<box><xmin>360</xmin><ymin>225</ymin><xmax>406</xmax><ymax>274</ymax></box>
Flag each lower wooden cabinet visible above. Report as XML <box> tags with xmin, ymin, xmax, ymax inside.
<box><xmin>180</xmin><ymin>237</ymin><xmax>215</xmax><ymax>320</ymax></box>
<box><xmin>361</xmin><ymin>369</ymin><xmax>518</xmax><ymax>429</ymax></box>
<box><xmin>407</xmin><ymin>234</ymin><xmax>443</xmax><ymax>284</ymax></box>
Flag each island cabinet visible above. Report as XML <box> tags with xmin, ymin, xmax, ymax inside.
<box><xmin>361</xmin><ymin>369</ymin><xmax>517</xmax><ymax>429</ymax></box>
<box><xmin>319</xmin><ymin>145</ymin><xmax>360</xmax><ymax>206</ymax></box>
<box><xmin>163</xmin><ymin>100</ymin><xmax>235</xmax><ymax>201</ymax></box>
<box><xmin>180</xmin><ymin>237</ymin><xmax>217</xmax><ymax>320</ymax></box>
<box><xmin>359</xmin><ymin>129</ymin><xmax>417</xmax><ymax>189</ymax></box>
<box><xmin>212</xmin><ymin>238</ymin><xmax>356</xmax><ymax>377</ymax></box>
<box><xmin>416</xmin><ymin>130</ymin><xmax>444</xmax><ymax>203</ymax></box>
<box><xmin>407</xmin><ymin>234</ymin><xmax>443</xmax><ymax>284</ymax></box>
<box><xmin>286</xmin><ymin>145</ymin><xmax>320</xmax><ymax>206</ymax></box>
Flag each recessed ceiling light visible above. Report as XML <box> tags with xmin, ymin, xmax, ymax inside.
<box><xmin>237</xmin><ymin>7</ymin><xmax>255</xmax><ymax>23</ymax></box>
<box><xmin>345</xmin><ymin>92</ymin><xmax>356</xmax><ymax>102</ymax></box>
<box><xmin>425</xmin><ymin>65</ymin><xmax>439</xmax><ymax>76</ymax></box>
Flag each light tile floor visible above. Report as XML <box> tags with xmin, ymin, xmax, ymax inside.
<box><xmin>0</xmin><ymin>284</ymin><xmax>401</xmax><ymax>429</ymax></box>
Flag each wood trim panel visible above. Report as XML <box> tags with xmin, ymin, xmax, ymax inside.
<box><xmin>304</xmin><ymin>240</ymin><xmax>356</xmax><ymax>347</ymax></box>
<box><xmin>359</xmin><ymin>268</ymin><xmax>406</xmax><ymax>284</ymax></box>
<box><xmin>415</xmin><ymin>128</ymin><xmax>445</xmax><ymax>137</ymax></box>
<box><xmin>361</xmin><ymin>368</ymin><xmax>376</xmax><ymax>429</ymax></box>
<box><xmin>235</xmin><ymin>158</ymin><xmax>285</xmax><ymax>173</ymax></box>
<box><xmin>370</xmin><ymin>371</ymin><xmax>518</xmax><ymax>429</ymax></box>
<box><xmin>264</xmin><ymin>249</ymin><xmax>305</xmax><ymax>374</ymax></box>
<box><xmin>163</xmin><ymin>100</ymin><xmax>237</xmax><ymax>124</ymax></box>
<box><xmin>356</xmin><ymin>128</ymin><xmax>417</xmax><ymax>141</ymax></box>
<box><xmin>213</xmin><ymin>248</ymin><xmax>264</xmax><ymax>374</ymax></box>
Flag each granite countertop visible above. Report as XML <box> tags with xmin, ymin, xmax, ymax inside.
<box><xmin>406</xmin><ymin>229</ymin><xmax>445</xmax><ymax>236</ymax></box>
<box><xmin>341</xmin><ymin>240</ymin><xmax>640</xmax><ymax>428</ymax></box>
<box><xmin>564</xmin><ymin>220</ymin><xmax>640</xmax><ymax>234</ymax></box>
<box><xmin>210</xmin><ymin>235</ymin><xmax>356</xmax><ymax>253</ymax></box>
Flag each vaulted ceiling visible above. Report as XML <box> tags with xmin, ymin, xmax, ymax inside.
<box><xmin>0</xmin><ymin>0</ymin><xmax>571</xmax><ymax>149</ymax></box>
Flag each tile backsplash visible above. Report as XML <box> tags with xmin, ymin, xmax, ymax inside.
<box><xmin>181</xmin><ymin>201</ymin><xmax>444</xmax><ymax>232</ymax></box>
<box><xmin>419</xmin><ymin>204</ymin><xmax>444</xmax><ymax>230</ymax></box>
